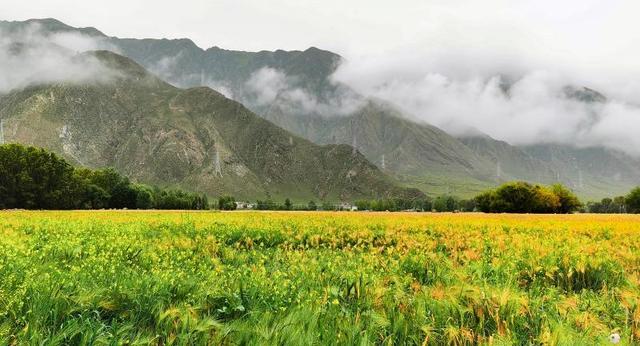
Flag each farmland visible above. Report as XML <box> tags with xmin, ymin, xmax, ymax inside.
<box><xmin>0</xmin><ymin>211</ymin><xmax>639</xmax><ymax>345</ymax></box>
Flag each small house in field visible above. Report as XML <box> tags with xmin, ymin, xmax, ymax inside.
<box><xmin>338</xmin><ymin>202</ymin><xmax>358</xmax><ymax>211</ymax></box>
<box><xmin>234</xmin><ymin>201</ymin><xmax>255</xmax><ymax>210</ymax></box>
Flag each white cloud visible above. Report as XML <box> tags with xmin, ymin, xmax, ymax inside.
<box><xmin>245</xmin><ymin>67</ymin><xmax>289</xmax><ymax>106</ymax></box>
<box><xmin>0</xmin><ymin>22</ymin><xmax>117</xmax><ymax>93</ymax></box>
<box><xmin>334</xmin><ymin>64</ymin><xmax>640</xmax><ymax>154</ymax></box>
<box><xmin>4</xmin><ymin>0</ymin><xmax>640</xmax><ymax>154</ymax></box>
<box><xmin>245</xmin><ymin>67</ymin><xmax>363</xmax><ymax>116</ymax></box>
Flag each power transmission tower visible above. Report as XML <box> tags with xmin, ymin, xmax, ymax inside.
<box><xmin>0</xmin><ymin>119</ymin><xmax>5</xmax><ymax>145</ymax></box>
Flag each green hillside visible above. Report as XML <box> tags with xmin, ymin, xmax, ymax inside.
<box><xmin>3</xmin><ymin>18</ymin><xmax>639</xmax><ymax>199</ymax></box>
<box><xmin>0</xmin><ymin>50</ymin><xmax>421</xmax><ymax>202</ymax></box>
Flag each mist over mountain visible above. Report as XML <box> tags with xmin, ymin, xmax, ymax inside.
<box><xmin>1</xmin><ymin>18</ymin><xmax>639</xmax><ymax>199</ymax></box>
<box><xmin>0</xmin><ymin>19</ymin><xmax>118</xmax><ymax>93</ymax></box>
<box><xmin>0</xmin><ymin>43</ymin><xmax>420</xmax><ymax>201</ymax></box>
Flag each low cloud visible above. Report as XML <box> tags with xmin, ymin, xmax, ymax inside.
<box><xmin>0</xmin><ymin>22</ymin><xmax>117</xmax><ymax>93</ymax></box>
<box><xmin>148</xmin><ymin>53</ymin><xmax>235</xmax><ymax>98</ymax></box>
<box><xmin>332</xmin><ymin>48</ymin><xmax>640</xmax><ymax>156</ymax></box>
<box><xmin>244</xmin><ymin>67</ymin><xmax>363</xmax><ymax>116</ymax></box>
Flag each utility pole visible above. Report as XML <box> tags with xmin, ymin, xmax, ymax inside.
<box><xmin>351</xmin><ymin>119</ymin><xmax>357</xmax><ymax>156</ymax></box>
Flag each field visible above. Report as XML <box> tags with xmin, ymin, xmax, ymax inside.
<box><xmin>0</xmin><ymin>211</ymin><xmax>639</xmax><ymax>345</ymax></box>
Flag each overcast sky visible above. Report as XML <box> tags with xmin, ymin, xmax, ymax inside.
<box><xmin>0</xmin><ymin>0</ymin><xmax>637</xmax><ymax>56</ymax></box>
<box><xmin>3</xmin><ymin>0</ymin><xmax>640</xmax><ymax>84</ymax></box>
<box><xmin>3</xmin><ymin>0</ymin><xmax>640</xmax><ymax>152</ymax></box>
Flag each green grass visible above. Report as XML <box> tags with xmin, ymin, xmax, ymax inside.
<box><xmin>0</xmin><ymin>211</ymin><xmax>638</xmax><ymax>345</ymax></box>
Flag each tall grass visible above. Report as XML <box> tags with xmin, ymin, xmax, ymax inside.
<box><xmin>0</xmin><ymin>211</ymin><xmax>638</xmax><ymax>344</ymax></box>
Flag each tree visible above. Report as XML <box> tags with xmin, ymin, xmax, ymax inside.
<box><xmin>474</xmin><ymin>182</ymin><xmax>579</xmax><ymax>214</ymax></box>
<box><xmin>284</xmin><ymin>198</ymin><xmax>293</xmax><ymax>210</ymax></box>
<box><xmin>0</xmin><ymin>144</ymin><xmax>212</xmax><ymax>211</ymax></box>
<box><xmin>613</xmin><ymin>196</ymin><xmax>627</xmax><ymax>213</ymax></box>
<box><xmin>80</xmin><ymin>183</ymin><xmax>110</xmax><ymax>209</ymax></box>
<box><xmin>218</xmin><ymin>196</ymin><xmax>237</xmax><ymax>210</ymax></box>
<box><xmin>84</xmin><ymin>168</ymin><xmax>138</xmax><ymax>209</ymax></box>
<box><xmin>134</xmin><ymin>185</ymin><xmax>154</xmax><ymax>209</ymax></box>
<box><xmin>531</xmin><ymin>187</ymin><xmax>561</xmax><ymax>213</ymax></box>
<box><xmin>256</xmin><ymin>199</ymin><xmax>277</xmax><ymax>210</ymax></box>
<box><xmin>433</xmin><ymin>196</ymin><xmax>458</xmax><ymax>212</ymax></box>
<box><xmin>0</xmin><ymin>144</ymin><xmax>84</xmax><ymax>209</ymax></box>
<box><xmin>459</xmin><ymin>199</ymin><xmax>476</xmax><ymax>212</ymax></box>
<box><xmin>307</xmin><ymin>200</ymin><xmax>317</xmax><ymax>211</ymax></box>
<box><xmin>354</xmin><ymin>200</ymin><xmax>371</xmax><ymax>211</ymax></box>
<box><xmin>193</xmin><ymin>194</ymin><xmax>209</xmax><ymax>210</ymax></box>
<box><xmin>417</xmin><ymin>199</ymin><xmax>433</xmax><ymax>212</ymax></box>
<box><xmin>321</xmin><ymin>201</ymin><xmax>334</xmax><ymax>211</ymax></box>
<box><xmin>551</xmin><ymin>184</ymin><xmax>582</xmax><ymax>213</ymax></box>
<box><xmin>626</xmin><ymin>187</ymin><xmax>640</xmax><ymax>213</ymax></box>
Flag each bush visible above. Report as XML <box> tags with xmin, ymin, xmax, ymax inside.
<box><xmin>626</xmin><ymin>187</ymin><xmax>640</xmax><ymax>213</ymax></box>
<box><xmin>354</xmin><ymin>198</ymin><xmax>431</xmax><ymax>212</ymax></box>
<box><xmin>551</xmin><ymin>184</ymin><xmax>582</xmax><ymax>213</ymax></box>
<box><xmin>433</xmin><ymin>195</ymin><xmax>458</xmax><ymax>212</ymax></box>
<box><xmin>283</xmin><ymin>198</ymin><xmax>293</xmax><ymax>210</ymax></box>
<box><xmin>218</xmin><ymin>196</ymin><xmax>237</xmax><ymax>210</ymax></box>
<box><xmin>587</xmin><ymin>196</ymin><xmax>626</xmax><ymax>214</ymax></box>
<box><xmin>475</xmin><ymin>182</ymin><xmax>580</xmax><ymax>214</ymax></box>
<box><xmin>256</xmin><ymin>199</ymin><xmax>277</xmax><ymax>210</ymax></box>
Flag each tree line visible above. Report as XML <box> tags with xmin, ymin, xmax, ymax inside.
<box><xmin>354</xmin><ymin>196</ymin><xmax>476</xmax><ymax>212</ymax></box>
<box><xmin>0</xmin><ymin>144</ymin><xmax>208</xmax><ymax>210</ymax></box>
<box><xmin>7</xmin><ymin>144</ymin><xmax>639</xmax><ymax>214</ymax></box>
<box><xmin>586</xmin><ymin>188</ymin><xmax>640</xmax><ymax>214</ymax></box>
<box><xmin>474</xmin><ymin>181</ymin><xmax>640</xmax><ymax>214</ymax></box>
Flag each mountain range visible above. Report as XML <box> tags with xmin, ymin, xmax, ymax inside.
<box><xmin>0</xmin><ymin>47</ymin><xmax>421</xmax><ymax>201</ymax></box>
<box><xmin>1</xmin><ymin>18</ymin><xmax>639</xmax><ymax>200</ymax></box>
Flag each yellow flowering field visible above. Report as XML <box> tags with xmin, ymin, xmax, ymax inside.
<box><xmin>0</xmin><ymin>211</ymin><xmax>639</xmax><ymax>345</ymax></box>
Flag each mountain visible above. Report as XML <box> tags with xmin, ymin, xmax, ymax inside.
<box><xmin>3</xmin><ymin>18</ymin><xmax>639</xmax><ymax>199</ymax></box>
<box><xmin>457</xmin><ymin>136</ymin><xmax>640</xmax><ymax>200</ymax></box>
<box><xmin>520</xmin><ymin>144</ymin><xmax>640</xmax><ymax>199</ymax></box>
<box><xmin>264</xmin><ymin>99</ymin><xmax>502</xmax><ymax>196</ymax></box>
<box><xmin>0</xmin><ymin>50</ymin><xmax>422</xmax><ymax>202</ymax></box>
<box><xmin>458</xmin><ymin>135</ymin><xmax>557</xmax><ymax>184</ymax></box>
<box><xmin>0</xmin><ymin>18</ymin><xmax>105</xmax><ymax>37</ymax></box>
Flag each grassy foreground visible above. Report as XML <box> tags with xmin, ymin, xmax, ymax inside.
<box><xmin>0</xmin><ymin>211</ymin><xmax>639</xmax><ymax>345</ymax></box>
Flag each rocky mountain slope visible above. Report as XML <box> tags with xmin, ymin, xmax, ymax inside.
<box><xmin>3</xmin><ymin>18</ymin><xmax>639</xmax><ymax>199</ymax></box>
<box><xmin>0</xmin><ymin>49</ymin><xmax>422</xmax><ymax>201</ymax></box>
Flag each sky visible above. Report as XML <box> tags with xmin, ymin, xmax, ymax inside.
<box><xmin>3</xmin><ymin>0</ymin><xmax>640</xmax><ymax>153</ymax></box>
<box><xmin>1</xmin><ymin>0</ymin><xmax>637</xmax><ymax>57</ymax></box>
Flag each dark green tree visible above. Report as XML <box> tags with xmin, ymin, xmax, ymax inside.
<box><xmin>321</xmin><ymin>201</ymin><xmax>334</xmax><ymax>211</ymax></box>
<box><xmin>433</xmin><ymin>195</ymin><xmax>458</xmax><ymax>212</ymax></box>
<box><xmin>474</xmin><ymin>182</ymin><xmax>580</xmax><ymax>214</ymax></box>
<box><xmin>551</xmin><ymin>184</ymin><xmax>582</xmax><ymax>213</ymax></box>
<box><xmin>307</xmin><ymin>200</ymin><xmax>317</xmax><ymax>211</ymax></box>
<box><xmin>0</xmin><ymin>144</ymin><xmax>84</xmax><ymax>209</ymax></box>
<box><xmin>0</xmin><ymin>144</ymin><xmax>211</xmax><ymax>211</ymax></box>
<box><xmin>626</xmin><ymin>187</ymin><xmax>640</xmax><ymax>213</ymax></box>
<box><xmin>218</xmin><ymin>196</ymin><xmax>237</xmax><ymax>210</ymax></box>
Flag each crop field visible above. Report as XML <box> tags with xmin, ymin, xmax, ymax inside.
<box><xmin>0</xmin><ymin>211</ymin><xmax>639</xmax><ymax>345</ymax></box>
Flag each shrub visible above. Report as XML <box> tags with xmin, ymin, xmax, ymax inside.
<box><xmin>218</xmin><ymin>196</ymin><xmax>237</xmax><ymax>210</ymax></box>
<box><xmin>475</xmin><ymin>182</ymin><xmax>580</xmax><ymax>214</ymax></box>
<box><xmin>626</xmin><ymin>187</ymin><xmax>640</xmax><ymax>213</ymax></box>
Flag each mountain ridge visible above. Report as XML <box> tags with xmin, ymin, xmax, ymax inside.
<box><xmin>0</xmin><ymin>49</ymin><xmax>422</xmax><ymax>202</ymax></box>
<box><xmin>3</xmin><ymin>18</ymin><xmax>639</xmax><ymax>199</ymax></box>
